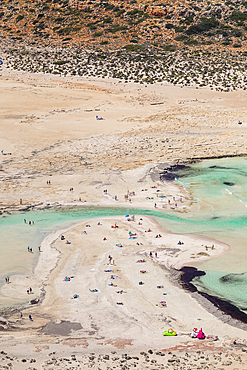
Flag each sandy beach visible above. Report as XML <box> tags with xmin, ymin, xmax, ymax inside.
<box><xmin>1</xmin><ymin>66</ymin><xmax>247</xmax><ymax>368</ymax></box>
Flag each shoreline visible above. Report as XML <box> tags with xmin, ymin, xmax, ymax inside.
<box><xmin>0</xmin><ymin>213</ymin><xmax>244</xmax><ymax>334</ymax></box>
<box><xmin>178</xmin><ymin>266</ymin><xmax>247</xmax><ymax>330</ymax></box>
<box><xmin>1</xmin><ymin>214</ymin><xmax>247</xmax><ymax>369</ymax></box>
<box><xmin>1</xmin><ymin>67</ymin><xmax>247</xmax><ymax>366</ymax></box>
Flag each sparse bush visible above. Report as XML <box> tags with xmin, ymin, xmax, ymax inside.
<box><xmin>93</xmin><ymin>31</ymin><xmax>103</xmax><ymax>37</ymax></box>
<box><xmin>124</xmin><ymin>44</ymin><xmax>144</xmax><ymax>51</ymax></box>
<box><xmin>175</xmin><ymin>35</ymin><xmax>188</xmax><ymax>41</ymax></box>
<box><xmin>165</xmin><ymin>23</ymin><xmax>174</xmax><ymax>29</ymax></box>
<box><xmin>229</xmin><ymin>10</ymin><xmax>247</xmax><ymax>23</ymax></box>
<box><xmin>16</xmin><ymin>15</ymin><xmax>24</xmax><ymax>22</ymax></box>
<box><xmin>163</xmin><ymin>44</ymin><xmax>176</xmax><ymax>51</ymax></box>
<box><xmin>187</xmin><ymin>17</ymin><xmax>219</xmax><ymax>35</ymax></box>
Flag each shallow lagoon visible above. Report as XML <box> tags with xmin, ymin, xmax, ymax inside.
<box><xmin>172</xmin><ymin>156</ymin><xmax>247</xmax><ymax>313</ymax></box>
<box><xmin>1</xmin><ymin>156</ymin><xmax>247</xmax><ymax>312</ymax></box>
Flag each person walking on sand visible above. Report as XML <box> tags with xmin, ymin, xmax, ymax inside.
<box><xmin>38</xmin><ymin>246</ymin><xmax>41</xmax><ymax>251</ymax></box>
<box><xmin>29</xmin><ymin>287</ymin><xmax>32</xmax><ymax>294</ymax></box>
<box><xmin>29</xmin><ymin>314</ymin><xmax>33</xmax><ymax>321</ymax></box>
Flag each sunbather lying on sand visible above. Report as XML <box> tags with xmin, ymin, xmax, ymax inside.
<box><xmin>108</xmin><ymin>283</ymin><xmax>117</xmax><ymax>287</ymax></box>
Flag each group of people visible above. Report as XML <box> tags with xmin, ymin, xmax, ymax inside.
<box><xmin>20</xmin><ymin>312</ymin><xmax>33</xmax><ymax>321</ymax></box>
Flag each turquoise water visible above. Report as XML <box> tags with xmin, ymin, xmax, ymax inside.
<box><xmin>0</xmin><ymin>206</ymin><xmax>187</xmax><ymax>294</ymax></box>
<box><xmin>171</xmin><ymin>157</ymin><xmax>247</xmax><ymax>312</ymax></box>
<box><xmin>1</xmin><ymin>156</ymin><xmax>247</xmax><ymax>312</ymax></box>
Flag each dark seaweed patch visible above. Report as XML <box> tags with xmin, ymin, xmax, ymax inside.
<box><xmin>220</xmin><ymin>273</ymin><xmax>245</xmax><ymax>284</ymax></box>
<box><xmin>179</xmin><ymin>266</ymin><xmax>247</xmax><ymax>324</ymax></box>
<box><xmin>179</xmin><ymin>266</ymin><xmax>206</xmax><ymax>292</ymax></box>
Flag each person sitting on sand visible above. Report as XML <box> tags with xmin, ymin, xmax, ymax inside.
<box><xmin>29</xmin><ymin>314</ymin><xmax>33</xmax><ymax>321</ymax></box>
<box><xmin>73</xmin><ymin>294</ymin><xmax>79</xmax><ymax>299</ymax></box>
<box><xmin>96</xmin><ymin>115</ymin><xmax>103</xmax><ymax>120</ymax></box>
<box><xmin>66</xmin><ymin>240</ymin><xmax>71</xmax><ymax>244</ymax></box>
<box><xmin>61</xmin><ymin>235</ymin><xmax>65</xmax><ymax>240</ymax></box>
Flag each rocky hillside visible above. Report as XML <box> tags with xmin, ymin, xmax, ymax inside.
<box><xmin>0</xmin><ymin>0</ymin><xmax>247</xmax><ymax>50</ymax></box>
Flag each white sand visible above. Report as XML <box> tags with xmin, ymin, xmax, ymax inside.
<box><xmin>1</xmin><ymin>70</ymin><xmax>247</xmax><ymax>367</ymax></box>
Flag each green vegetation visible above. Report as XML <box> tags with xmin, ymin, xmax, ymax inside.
<box><xmin>1</xmin><ymin>0</ymin><xmax>247</xmax><ymax>52</ymax></box>
<box><xmin>124</xmin><ymin>44</ymin><xmax>144</xmax><ymax>51</ymax></box>
<box><xmin>163</xmin><ymin>45</ymin><xmax>176</xmax><ymax>51</ymax></box>
<box><xmin>187</xmin><ymin>17</ymin><xmax>219</xmax><ymax>35</ymax></box>
<box><xmin>53</xmin><ymin>60</ymin><xmax>69</xmax><ymax>65</ymax></box>
<box><xmin>16</xmin><ymin>15</ymin><xmax>24</xmax><ymax>22</ymax></box>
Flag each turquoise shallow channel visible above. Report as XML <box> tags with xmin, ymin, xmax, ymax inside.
<box><xmin>172</xmin><ymin>156</ymin><xmax>247</xmax><ymax>313</ymax></box>
<box><xmin>1</xmin><ymin>156</ymin><xmax>247</xmax><ymax>312</ymax></box>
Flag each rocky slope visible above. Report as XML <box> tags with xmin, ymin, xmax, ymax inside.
<box><xmin>0</xmin><ymin>0</ymin><xmax>247</xmax><ymax>50</ymax></box>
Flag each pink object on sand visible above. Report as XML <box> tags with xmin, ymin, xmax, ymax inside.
<box><xmin>197</xmin><ymin>328</ymin><xmax>205</xmax><ymax>339</ymax></box>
